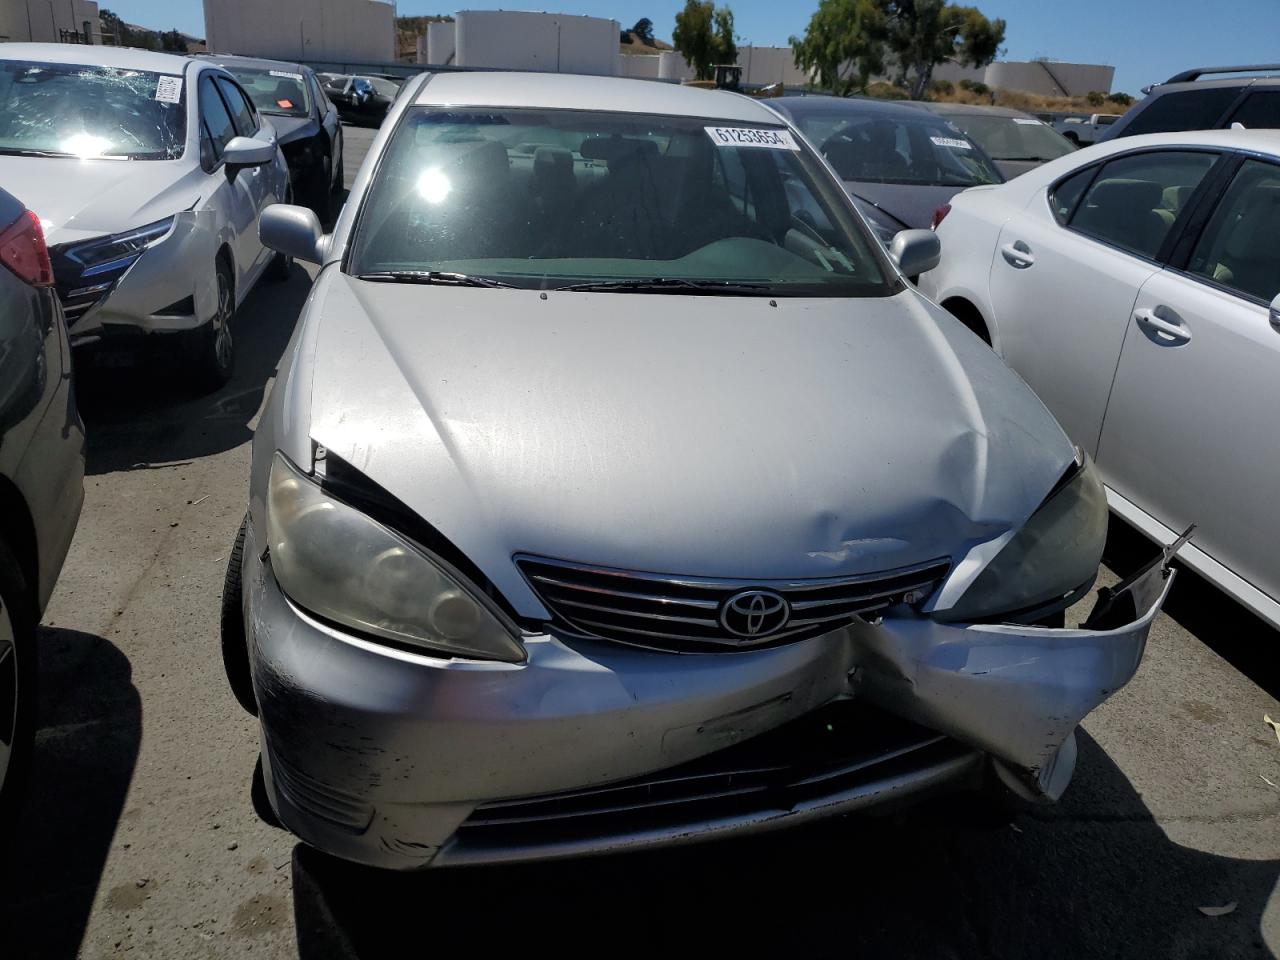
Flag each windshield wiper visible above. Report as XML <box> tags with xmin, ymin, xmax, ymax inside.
<box><xmin>357</xmin><ymin>270</ymin><xmax>515</xmax><ymax>288</ymax></box>
<box><xmin>0</xmin><ymin>147</ymin><xmax>76</xmax><ymax>158</ymax></box>
<box><xmin>555</xmin><ymin>277</ymin><xmax>773</xmax><ymax>295</ymax></box>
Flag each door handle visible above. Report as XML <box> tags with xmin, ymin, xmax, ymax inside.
<box><xmin>1135</xmin><ymin>307</ymin><xmax>1191</xmax><ymax>344</ymax></box>
<box><xmin>1001</xmin><ymin>241</ymin><xmax>1035</xmax><ymax>268</ymax></box>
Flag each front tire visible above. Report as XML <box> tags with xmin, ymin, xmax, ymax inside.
<box><xmin>183</xmin><ymin>257</ymin><xmax>235</xmax><ymax>392</ymax></box>
<box><xmin>0</xmin><ymin>540</ymin><xmax>38</xmax><ymax>857</ymax></box>
<box><xmin>220</xmin><ymin>517</ymin><xmax>257</xmax><ymax>716</ymax></box>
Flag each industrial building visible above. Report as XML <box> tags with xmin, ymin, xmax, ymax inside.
<box><xmin>930</xmin><ymin>59</ymin><xmax>1115</xmax><ymax>96</ymax></box>
<box><xmin>0</xmin><ymin>0</ymin><xmax>100</xmax><ymax>44</ymax></box>
<box><xmin>202</xmin><ymin>0</ymin><xmax>395</xmax><ymax>63</ymax></box>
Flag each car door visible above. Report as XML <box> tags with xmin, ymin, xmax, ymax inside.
<box><xmin>1095</xmin><ymin>156</ymin><xmax>1280</xmax><ymax>609</ymax></box>
<box><xmin>309</xmin><ymin>70</ymin><xmax>340</xmax><ymax>172</ymax></box>
<box><xmin>198</xmin><ymin>74</ymin><xmax>259</xmax><ymax>296</ymax></box>
<box><xmin>214</xmin><ymin>76</ymin><xmax>276</xmax><ymax>282</ymax></box>
<box><xmin>987</xmin><ymin>149</ymin><xmax>1221</xmax><ymax>454</ymax></box>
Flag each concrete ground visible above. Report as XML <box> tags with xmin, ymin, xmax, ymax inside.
<box><xmin>2</xmin><ymin>124</ymin><xmax>1278</xmax><ymax>959</ymax></box>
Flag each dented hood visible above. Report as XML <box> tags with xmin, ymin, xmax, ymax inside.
<box><xmin>0</xmin><ymin>156</ymin><xmax>202</xmax><ymax>246</ymax></box>
<box><xmin>303</xmin><ymin>276</ymin><xmax>1074</xmax><ymax>595</ymax></box>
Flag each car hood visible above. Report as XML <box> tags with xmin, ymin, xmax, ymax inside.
<box><xmin>0</xmin><ymin>156</ymin><xmax>202</xmax><ymax>246</ymax></box>
<box><xmin>843</xmin><ymin>182</ymin><xmax>969</xmax><ymax>231</ymax></box>
<box><xmin>300</xmin><ymin>276</ymin><xmax>1074</xmax><ymax>600</ymax></box>
<box><xmin>263</xmin><ymin>113</ymin><xmax>317</xmax><ymax>146</ymax></box>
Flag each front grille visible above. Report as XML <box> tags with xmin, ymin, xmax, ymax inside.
<box><xmin>450</xmin><ymin>701</ymin><xmax>976</xmax><ymax>859</ymax></box>
<box><xmin>517</xmin><ymin>554</ymin><xmax>950</xmax><ymax>652</ymax></box>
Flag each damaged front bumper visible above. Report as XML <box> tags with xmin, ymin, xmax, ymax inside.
<box><xmin>243</xmin><ymin>518</ymin><xmax>1173</xmax><ymax>870</ymax></box>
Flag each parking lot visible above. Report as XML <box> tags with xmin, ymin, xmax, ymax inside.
<box><xmin>2</xmin><ymin>119</ymin><xmax>1279</xmax><ymax>960</ymax></box>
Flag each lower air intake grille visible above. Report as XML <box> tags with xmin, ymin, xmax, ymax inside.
<box><xmin>516</xmin><ymin>554</ymin><xmax>950</xmax><ymax>652</ymax></box>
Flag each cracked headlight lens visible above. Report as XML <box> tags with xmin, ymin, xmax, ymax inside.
<box><xmin>266</xmin><ymin>452</ymin><xmax>526</xmax><ymax>662</ymax></box>
<box><xmin>939</xmin><ymin>453</ymin><xmax>1108</xmax><ymax>622</ymax></box>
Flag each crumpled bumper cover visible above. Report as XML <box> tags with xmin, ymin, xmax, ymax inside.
<box><xmin>243</xmin><ymin>517</ymin><xmax>1172</xmax><ymax>870</ymax></box>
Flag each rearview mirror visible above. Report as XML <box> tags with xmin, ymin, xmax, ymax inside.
<box><xmin>889</xmin><ymin>229</ymin><xmax>941</xmax><ymax>278</ymax></box>
<box><xmin>1271</xmin><ymin>293</ymin><xmax>1280</xmax><ymax>331</ymax></box>
<box><xmin>260</xmin><ymin>204</ymin><xmax>329</xmax><ymax>264</ymax></box>
<box><xmin>223</xmin><ymin>135</ymin><xmax>275</xmax><ymax>170</ymax></box>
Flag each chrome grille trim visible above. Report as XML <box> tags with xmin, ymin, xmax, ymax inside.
<box><xmin>517</xmin><ymin>554</ymin><xmax>950</xmax><ymax>652</ymax></box>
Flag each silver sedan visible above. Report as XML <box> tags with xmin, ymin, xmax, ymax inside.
<box><xmin>222</xmin><ymin>71</ymin><xmax>1175</xmax><ymax>870</ymax></box>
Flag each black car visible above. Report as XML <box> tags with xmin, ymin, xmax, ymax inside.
<box><xmin>0</xmin><ymin>186</ymin><xmax>85</xmax><ymax>842</ymax></box>
<box><xmin>328</xmin><ymin>75</ymin><xmax>399</xmax><ymax>127</ymax></box>
<box><xmin>767</xmin><ymin>96</ymin><xmax>1004</xmax><ymax>242</ymax></box>
<box><xmin>1101</xmin><ymin>64</ymin><xmax>1280</xmax><ymax>141</ymax></box>
<box><xmin>206</xmin><ymin>55</ymin><xmax>345</xmax><ymax>219</ymax></box>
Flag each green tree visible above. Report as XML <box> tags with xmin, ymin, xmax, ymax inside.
<box><xmin>791</xmin><ymin>0</ymin><xmax>1005</xmax><ymax>99</ymax></box>
<box><xmin>160</xmin><ymin>29</ymin><xmax>188</xmax><ymax>53</ymax></box>
<box><xmin>673</xmin><ymin>1</ymin><xmax>737</xmax><ymax>81</ymax></box>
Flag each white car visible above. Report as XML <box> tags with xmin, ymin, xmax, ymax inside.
<box><xmin>0</xmin><ymin>44</ymin><xmax>291</xmax><ymax>388</ymax></box>
<box><xmin>921</xmin><ymin>129</ymin><xmax>1280</xmax><ymax>629</ymax></box>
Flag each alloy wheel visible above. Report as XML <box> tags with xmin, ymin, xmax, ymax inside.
<box><xmin>213</xmin><ymin>270</ymin><xmax>233</xmax><ymax>370</ymax></box>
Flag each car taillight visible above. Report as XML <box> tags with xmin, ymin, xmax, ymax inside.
<box><xmin>931</xmin><ymin>204</ymin><xmax>952</xmax><ymax>231</ymax></box>
<box><xmin>0</xmin><ymin>210</ymin><xmax>54</xmax><ymax>287</ymax></box>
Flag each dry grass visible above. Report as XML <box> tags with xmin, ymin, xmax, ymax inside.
<box><xmin>926</xmin><ymin>86</ymin><xmax>1134</xmax><ymax>116</ymax></box>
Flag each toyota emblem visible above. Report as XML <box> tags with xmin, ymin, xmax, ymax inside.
<box><xmin>719</xmin><ymin>589</ymin><xmax>790</xmax><ymax>639</ymax></box>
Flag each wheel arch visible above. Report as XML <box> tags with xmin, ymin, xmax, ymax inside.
<box><xmin>941</xmin><ymin>296</ymin><xmax>995</xmax><ymax>347</ymax></box>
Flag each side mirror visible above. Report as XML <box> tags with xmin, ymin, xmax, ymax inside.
<box><xmin>1271</xmin><ymin>293</ymin><xmax>1280</xmax><ymax>331</ymax></box>
<box><xmin>223</xmin><ymin>135</ymin><xmax>275</xmax><ymax>170</ymax></box>
<box><xmin>889</xmin><ymin>229</ymin><xmax>941</xmax><ymax>278</ymax></box>
<box><xmin>260</xmin><ymin>204</ymin><xmax>329</xmax><ymax>264</ymax></box>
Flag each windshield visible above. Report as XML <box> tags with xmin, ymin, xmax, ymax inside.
<box><xmin>225</xmin><ymin>66</ymin><xmax>309</xmax><ymax>118</ymax></box>
<box><xmin>787</xmin><ymin>109</ymin><xmax>1001</xmax><ymax>187</ymax></box>
<box><xmin>946</xmin><ymin>114</ymin><xmax>1075</xmax><ymax>162</ymax></box>
<box><xmin>0</xmin><ymin>59</ymin><xmax>186</xmax><ymax>160</ymax></box>
<box><xmin>347</xmin><ymin>107</ymin><xmax>897</xmax><ymax>297</ymax></box>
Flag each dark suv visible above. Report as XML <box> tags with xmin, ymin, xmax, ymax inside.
<box><xmin>1101</xmin><ymin>64</ymin><xmax>1280</xmax><ymax>141</ymax></box>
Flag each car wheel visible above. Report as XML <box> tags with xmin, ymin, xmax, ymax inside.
<box><xmin>266</xmin><ymin>250</ymin><xmax>292</xmax><ymax>282</ymax></box>
<box><xmin>0</xmin><ymin>539</ymin><xmax>37</xmax><ymax>856</ymax></box>
<box><xmin>183</xmin><ymin>257</ymin><xmax>235</xmax><ymax>391</ymax></box>
<box><xmin>220</xmin><ymin>516</ymin><xmax>257</xmax><ymax>716</ymax></box>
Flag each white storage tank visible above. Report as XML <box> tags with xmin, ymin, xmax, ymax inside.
<box><xmin>454</xmin><ymin>10</ymin><xmax>619</xmax><ymax>76</ymax></box>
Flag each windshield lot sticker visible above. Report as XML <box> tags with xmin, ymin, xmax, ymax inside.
<box><xmin>705</xmin><ymin>126</ymin><xmax>800</xmax><ymax>150</ymax></box>
<box><xmin>1013</xmin><ymin>118</ymin><xmax>1042</xmax><ymax>125</ymax></box>
<box><xmin>154</xmin><ymin>75</ymin><xmax>182</xmax><ymax>103</ymax></box>
<box><xmin>270</xmin><ymin>70</ymin><xmax>305</xmax><ymax>81</ymax></box>
<box><xmin>277</xmin><ymin>99</ymin><xmax>294</xmax><ymax>109</ymax></box>
<box><xmin>930</xmin><ymin>136</ymin><xmax>971</xmax><ymax>149</ymax></box>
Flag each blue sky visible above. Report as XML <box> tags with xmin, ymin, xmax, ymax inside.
<box><xmin>105</xmin><ymin>0</ymin><xmax>1280</xmax><ymax>96</ymax></box>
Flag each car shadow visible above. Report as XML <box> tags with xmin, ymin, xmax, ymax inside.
<box><xmin>288</xmin><ymin>729</ymin><xmax>1278</xmax><ymax>959</ymax></box>
<box><xmin>1103</xmin><ymin>518</ymin><xmax>1280</xmax><ymax>701</ymax></box>
<box><xmin>75</xmin><ymin>268</ymin><xmax>311</xmax><ymax>476</ymax></box>
<box><xmin>0</xmin><ymin>628</ymin><xmax>142</xmax><ymax>960</ymax></box>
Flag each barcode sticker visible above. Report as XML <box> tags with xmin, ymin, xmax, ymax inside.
<box><xmin>930</xmin><ymin>136</ymin><xmax>971</xmax><ymax>149</ymax></box>
<box><xmin>270</xmin><ymin>70</ymin><xmax>304</xmax><ymax>81</ymax></box>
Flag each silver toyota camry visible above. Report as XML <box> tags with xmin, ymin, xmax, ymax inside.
<box><xmin>224</xmin><ymin>71</ymin><xmax>1176</xmax><ymax>870</ymax></box>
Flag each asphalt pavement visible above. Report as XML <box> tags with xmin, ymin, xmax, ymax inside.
<box><xmin>2</xmin><ymin>123</ymin><xmax>1278</xmax><ymax>959</ymax></box>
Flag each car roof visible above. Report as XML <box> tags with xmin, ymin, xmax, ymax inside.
<box><xmin>1102</xmin><ymin>127</ymin><xmax>1280</xmax><ymax>153</ymax></box>
<box><xmin>202</xmin><ymin>53</ymin><xmax>307</xmax><ymax>74</ymax></box>
<box><xmin>414</xmin><ymin>72</ymin><xmax>781</xmax><ymax>123</ymax></box>
<box><xmin>769</xmin><ymin>95</ymin><xmax>935</xmax><ymax>120</ymax></box>
<box><xmin>0</xmin><ymin>42</ymin><xmax>193</xmax><ymax>74</ymax></box>
<box><xmin>921</xmin><ymin>102</ymin><xmax>1033</xmax><ymax>119</ymax></box>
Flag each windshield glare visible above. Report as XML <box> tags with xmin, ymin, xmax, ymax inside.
<box><xmin>789</xmin><ymin>110</ymin><xmax>1001</xmax><ymax>187</ymax></box>
<box><xmin>348</xmin><ymin>107</ymin><xmax>896</xmax><ymax>296</ymax></box>
<box><xmin>227</xmin><ymin>66</ymin><xmax>309</xmax><ymax>118</ymax></box>
<box><xmin>0</xmin><ymin>60</ymin><xmax>186</xmax><ymax>160</ymax></box>
<box><xmin>949</xmin><ymin>114</ymin><xmax>1074</xmax><ymax>162</ymax></box>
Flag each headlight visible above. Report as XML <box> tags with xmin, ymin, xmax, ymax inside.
<box><xmin>938</xmin><ymin>453</ymin><xmax>1107</xmax><ymax>622</ymax></box>
<box><xmin>850</xmin><ymin>196</ymin><xmax>903</xmax><ymax>246</ymax></box>
<box><xmin>266</xmin><ymin>452</ymin><xmax>526</xmax><ymax>662</ymax></box>
<box><xmin>63</xmin><ymin>217</ymin><xmax>175</xmax><ymax>278</ymax></box>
